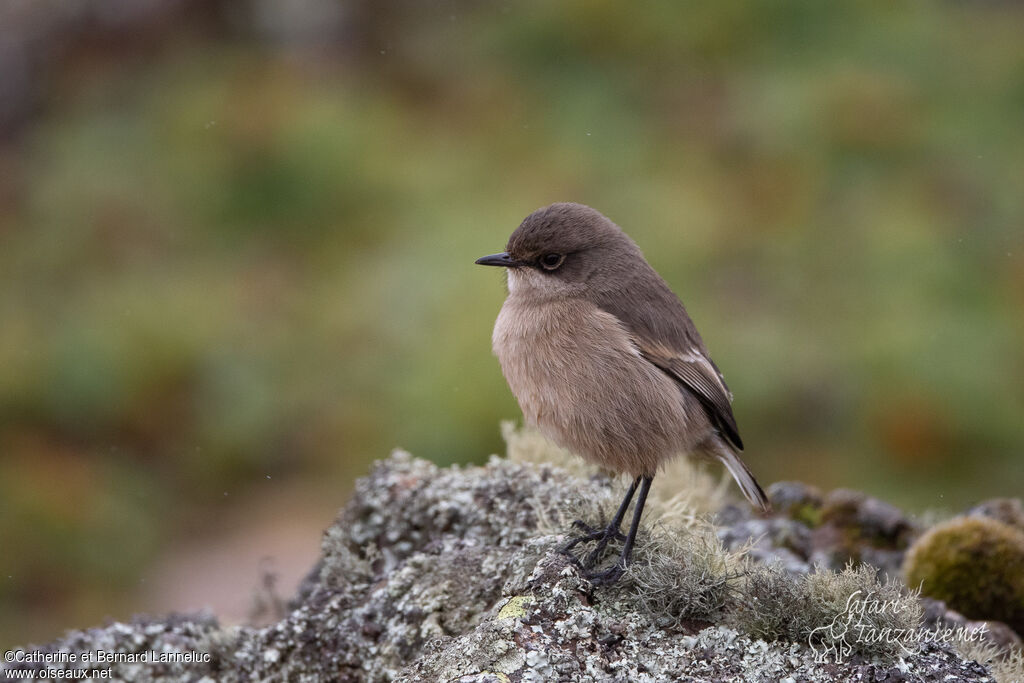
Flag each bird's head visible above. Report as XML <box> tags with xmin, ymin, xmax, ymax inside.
<box><xmin>475</xmin><ymin>202</ymin><xmax>643</xmax><ymax>299</ymax></box>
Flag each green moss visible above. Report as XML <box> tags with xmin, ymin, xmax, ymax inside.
<box><xmin>903</xmin><ymin>516</ymin><xmax>1024</xmax><ymax>635</ymax></box>
<box><xmin>792</xmin><ymin>503</ymin><xmax>823</xmax><ymax>528</ymax></box>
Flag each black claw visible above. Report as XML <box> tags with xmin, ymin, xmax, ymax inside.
<box><xmin>560</xmin><ymin>519</ymin><xmax>628</xmax><ymax>569</ymax></box>
<box><xmin>585</xmin><ymin>563</ymin><xmax>625</xmax><ymax>586</ymax></box>
<box><xmin>558</xmin><ymin>542</ymin><xmax>586</xmax><ymax>567</ymax></box>
<box><xmin>570</xmin><ymin>519</ymin><xmax>600</xmax><ymax>535</ymax></box>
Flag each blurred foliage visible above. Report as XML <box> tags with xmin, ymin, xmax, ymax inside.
<box><xmin>1</xmin><ymin>0</ymin><xmax>1023</xmax><ymax>646</ymax></box>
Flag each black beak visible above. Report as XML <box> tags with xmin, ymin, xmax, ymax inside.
<box><xmin>475</xmin><ymin>252</ymin><xmax>520</xmax><ymax>267</ymax></box>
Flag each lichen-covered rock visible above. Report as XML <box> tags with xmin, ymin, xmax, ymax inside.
<box><xmin>0</xmin><ymin>613</ymin><xmax>220</xmax><ymax>682</ymax></box>
<box><xmin>401</xmin><ymin>553</ymin><xmax>980</xmax><ymax>683</ymax></box>
<box><xmin>717</xmin><ymin>483</ymin><xmax>923</xmax><ymax>579</ymax></box>
<box><xmin>813</xmin><ymin>488</ymin><xmax>920</xmax><ymax>575</ymax></box>
<box><xmin>1</xmin><ymin>452</ymin><xmax>1002</xmax><ymax>682</ymax></box>
<box><xmin>765</xmin><ymin>480</ymin><xmax>824</xmax><ymax>527</ymax></box>
<box><xmin>716</xmin><ymin>513</ymin><xmax>814</xmax><ymax>574</ymax></box>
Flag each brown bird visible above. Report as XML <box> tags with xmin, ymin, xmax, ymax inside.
<box><xmin>477</xmin><ymin>202</ymin><xmax>769</xmax><ymax>583</ymax></box>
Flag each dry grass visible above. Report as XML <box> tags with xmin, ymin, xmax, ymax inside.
<box><xmin>503</xmin><ymin>421</ymin><xmax>732</xmax><ymax>518</ymax></box>
<box><xmin>956</xmin><ymin>641</ymin><xmax>1024</xmax><ymax>683</ymax></box>
<box><xmin>503</xmin><ymin>421</ymin><xmax>597</xmax><ymax>479</ymax></box>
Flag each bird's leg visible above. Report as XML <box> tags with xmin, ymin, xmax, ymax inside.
<box><xmin>579</xmin><ymin>476</ymin><xmax>643</xmax><ymax>566</ymax></box>
<box><xmin>585</xmin><ymin>474</ymin><xmax>653</xmax><ymax>585</ymax></box>
<box><xmin>560</xmin><ymin>476</ymin><xmax>640</xmax><ymax>568</ymax></box>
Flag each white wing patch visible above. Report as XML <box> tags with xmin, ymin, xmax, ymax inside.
<box><xmin>678</xmin><ymin>350</ymin><xmax>733</xmax><ymax>401</ymax></box>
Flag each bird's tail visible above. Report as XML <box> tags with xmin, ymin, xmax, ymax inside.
<box><xmin>717</xmin><ymin>448</ymin><xmax>771</xmax><ymax>512</ymax></box>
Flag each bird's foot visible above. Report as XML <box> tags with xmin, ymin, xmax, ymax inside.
<box><xmin>567</xmin><ymin>519</ymin><xmax>627</xmax><ymax>543</ymax></box>
<box><xmin>584</xmin><ymin>562</ymin><xmax>626</xmax><ymax>586</ymax></box>
<box><xmin>559</xmin><ymin>519</ymin><xmax>627</xmax><ymax>569</ymax></box>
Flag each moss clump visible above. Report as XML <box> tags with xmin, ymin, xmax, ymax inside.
<box><xmin>621</xmin><ymin>519</ymin><xmax>923</xmax><ymax>662</ymax></box>
<box><xmin>903</xmin><ymin>516</ymin><xmax>1024</xmax><ymax>635</ymax></box>
<box><xmin>623</xmin><ymin>523</ymin><xmax>741</xmax><ymax>628</ymax></box>
<box><xmin>734</xmin><ymin>562</ymin><xmax>812</xmax><ymax>641</ymax></box>
<box><xmin>734</xmin><ymin>562</ymin><xmax>923</xmax><ymax>660</ymax></box>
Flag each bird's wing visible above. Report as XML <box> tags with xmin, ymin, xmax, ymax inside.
<box><xmin>632</xmin><ymin>338</ymin><xmax>744</xmax><ymax>451</ymax></box>
<box><xmin>593</xmin><ymin>275</ymin><xmax>744</xmax><ymax>451</ymax></box>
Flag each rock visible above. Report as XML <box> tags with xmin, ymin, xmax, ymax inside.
<box><xmin>716</xmin><ymin>515</ymin><xmax>813</xmax><ymax>574</ymax></box>
<box><xmin>718</xmin><ymin>484</ymin><xmax>922</xmax><ymax>580</ymax></box>
<box><xmin>766</xmin><ymin>481</ymin><xmax>824</xmax><ymax>526</ymax></box>
<box><xmin>921</xmin><ymin>597</ymin><xmax>1023</xmax><ymax>652</ymax></box>
<box><xmin>856</xmin><ymin>496</ymin><xmax>917</xmax><ymax>544</ymax></box>
<box><xmin>967</xmin><ymin>498</ymin><xmax>1024</xmax><ymax>532</ymax></box>
<box><xmin>1</xmin><ymin>452</ymin><xmax>998</xmax><ymax>682</ymax></box>
<box><xmin>967</xmin><ymin>619</ymin><xmax>1023</xmax><ymax>652</ymax></box>
<box><xmin>821</xmin><ymin>488</ymin><xmax>918</xmax><ymax>547</ymax></box>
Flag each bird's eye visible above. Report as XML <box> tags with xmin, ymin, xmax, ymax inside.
<box><xmin>539</xmin><ymin>253</ymin><xmax>565</xmax><ymax>270</ymax></box>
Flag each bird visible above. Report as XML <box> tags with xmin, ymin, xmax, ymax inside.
<box><xmin>476</xmin><ymin>202</ymin><xmax>769</xmax><ymax>584</ymax></box>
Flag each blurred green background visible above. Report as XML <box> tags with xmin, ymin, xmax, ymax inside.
<box><xmin>2</xmin><ymin>0</ymin><xmax>1022</xmax><ymax>647</ymax></box>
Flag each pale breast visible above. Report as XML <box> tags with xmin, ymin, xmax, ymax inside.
<box><xmin>492</xmin><ymin>295</ymin><xmax>711</xmax><ymax>475</ymax></box>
